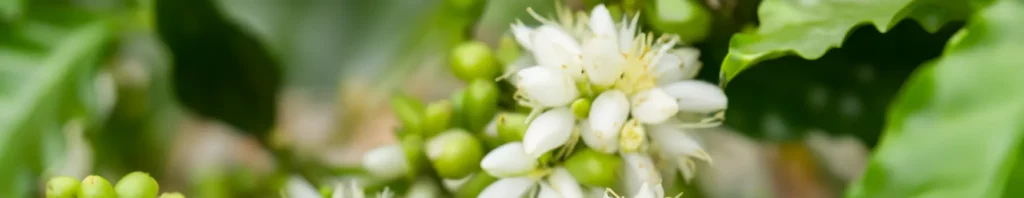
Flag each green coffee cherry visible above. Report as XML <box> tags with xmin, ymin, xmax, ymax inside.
<box><xmin>450</xmin><ymin>41</ymin><xmax>499</xmax><ymax>82</ymax></box>
<box><xmin>46</xmin><ymin>176</ymin><xmax>80</xmax><ymax>198</ymax></box>
<box><xmin>464</xmin><ymin>79</ymin><xmax>500</xmax><ymax>132</ymax></box>
<box><xmin>427</xmin><ymin>129</ymin><xmax>485</xmax><ymax>178</ymax></box>
<box><xmin>391</xmin><ymin>93</ymin><xmax>426</xmax><ymax>136</ymax></box>
<box><xmin>496</xmin><ymin>112</ymin><xmax>528</xmax><ymax>142</ymax></box>
<box><xmin>496</xmin><ymin>34</ymin><xmax>521</xmax><ymax>66</ymax></box>
<box><xmin>79</xmin><ymin>175</ymin><xmax>116</xmax><ymax>198</ymax></box>
<box><xmin>115</xmin><ymin>171</ymin><xmax>160</xmax><ymax>198</ymax></box>
<box><xmin>424</xmin><ymin>100</ymin><xmax>454</xmax><ymax>137</ymax></box>
<box><xmin>402</xmin><ymin>134</ymin><xmax>427</xmax><ymax>178</ymax></box>
<box><xmin>159</xmin><ymin>192</ymin><xmax>186</xmax><ymax>198</ymax></box>
<box><xmin>571</xmin><ymin>98</ymin><xmax>592</xmax><ymax>119</ymax></box>
<box><xmin>454</xmin><ymin>173</ymin><xmax>498</xmax><ymax>198</ymax></box>
<box><xmin>645</xmin><ymin>0</ymin><xmax>712</xmax><ymax>43</ymax></box>
<box><xmin>564</xmin><ymin>148</ymin><xmax>621</xmax><ymax>187</ymax></box>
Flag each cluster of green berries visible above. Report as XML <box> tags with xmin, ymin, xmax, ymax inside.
<box><xmin>46</xmin><ymin>172</ymin><xmax>184</xmax><ymax>198</ymax></box>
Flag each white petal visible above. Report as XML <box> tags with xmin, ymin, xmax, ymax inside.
<box><xmin>523</xmin><ymin>108</ymin><xmax>576</xmax><ymax>158</ymax></box>
<box><xmin>531</xmin><ymin>25</ymin><xmax>584</xmax><ymax>79</ymax></box>
<box><xmin>485</xmin><ymin>115</ymin><xmax>501</xmax><ymax>138</ymax></box>
<box><xmin>481</xmin><ymin>142</ymin><xmax>537</xmax><ymax>177</ymax></box>
<box><xmin>661</xmin><ymin>80</ymin><xmax>727</xmax><ymax>113</ymax></box>
<box><xmin>589</xmin><ymin>4</ymin><xmax>617</xmax><ymax>37</ymax></box>
<box><xmin>653</xmin><ymin>52</ymin><xmax>684</xmax><ymax>85</ymax></box>
<box><xmin>443</xmin><ymin>175</ymin><xmax>472</xmax><ymax>192</ymax></box>
<box><xmin>516</xmin><ymin>66</ymin><xmax>579</xmax><ymax>107</ymax></box>
<box><xmin>582</xmin><ymin>36</ymin><xmax>626</xmax><ymax>86</ymax></box>
<box><xmin>286</xmin><ymin>175</ymin><xmax>320</xmax><ymax>198</ymax></box>
<box><xmin>618</xmin><ymin>13</ymin><xmax>640</xmax><ymax>54</ymax></box>
<box><xmin>548</xmin><ymin>167</ymin><xmax>584</xmax><ymax>198</ymax></box>
<box><xmin>630</xmin><ymin>88</ymin><xmax>680</xmax><ymax>124</ymax></box>
<box><xmin>585</xmin><ymin>90</ymin><xmax>629</xmax><ymax>153</ymax></box>
<box><xmin>647</xmin><ymin>122</ymin><xmax>706</xmax><ymax>159</ymax></box>
<box><xmin>512</xmin><ymin>22</ymin><xmax>534</xmax><ymax>50</ymax></box>
<box><xmin>633</xmin><ymin>183</ymin><xmax>655</xmax><ymax>198</ymax></box>
<box><xmin>654</xmin><ymin>183</ymin><xmax>665</xmax><ymax>198</ymax></box>
<box><xmin>674</xmin><ymin>48</ymin><xmax>703</xmax><ymax>80</ymax></box>
<box><xmin>362</xmin><ymin>144</ymin><xmax>408</xmax><ymax>180</ymax></box>
<box><xmin>538</xmin><ymin>182</ymin><xmax>563</xmax><ymax>198</ymax></box>
<box><xmin>478</xmin><ymin>177</ymin><xmax>535</xmax><ymax>198</ymax></box>
<box><xmin>621</xmin><ymin>153</ymin><xmax>661</xmax><ymax>197</ymax></box>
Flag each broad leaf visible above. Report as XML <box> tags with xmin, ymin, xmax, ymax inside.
<box><xmin>0</xmin><ymin>21</ymin><xmax>111</xmax><ymax>197</ymax></box>
<box><xmin>719</xmin><ymin>0</ymin><xmax>980</xmax><ymax>84</ymax></box>
<box><xmin>847</xmin><ymin>0</ymin><xmax>1024</xmax><ymax>197</ymax></box>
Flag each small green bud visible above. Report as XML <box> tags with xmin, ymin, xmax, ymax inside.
<box><xmin>570</xmin><ymin>99</ymin><xmax>592</xmax><ymax>119</ymax></box>
<box><xmin>424</xmin><ymin>100</ymin><xmax>454</xmax><ymax>137</ymax></box>
<box><xmin>46</xmin><ymin>176</ymin><xmax>80</xmax><ymax>198</ymax></box>
<box><xmin>496</xmin><ymin>113</ymin><xmax>528</xmax><ymax>142</ymax></box>
<box><xmin>115</xmin><ymin>171</ymin><xmax>160</xmax><ymax>198</ymax></box>
<box><xmin>450</xmin><ymin>41</ymin><xmax>499</xmax><ymax>82</ymax></box>
<box><xmin>159</xmin><ymin>192</ymin><xmax>186</xmax><ymax>198</ymax></box>
<box><xmin>391</xmin><ymin>93</ymin><xmax>426</xmax><ymax>136</ymax></box>
<box><xmin>645</xmin><ymin>0</ymin><xmax>712</xmax><ymax>43</ymax></box>
<box><xmin>464</xmin><ymin>79</ymin><xmax>500</xmax><ymax>132</ymax></box>
<box><xmin>79</xmin><ymin>175</ymin><xmax>116</xmax><ymax>198</ymax></box>
<box><xmin>564</xmin><ymin>148</ymin><xmax>621</xmax><ymax>187</ymax></box>
<box><xmin>496</xmin><ymin>34</ymin><xmax>521</xmax><ymax>66</ymax></box>
<box><xmin>427</xmin><ymin>129</ymin><xmax>485</xmax><ymax>178</ymax></box>
<box><xmin>454</xmin><ymin>173</ymin><xmax>498</xmax><ymax>198</ymax></box>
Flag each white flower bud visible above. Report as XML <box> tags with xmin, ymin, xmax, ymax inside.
<box><xmin>585</xmin><ymin>90</ymin><xmax>629</xmax><ymax>153</ymax></box>
<box><xmin>523</xmin><ymin>108</ymin><xmax>576</xmax><ymax>158</ymax></box>
<box><xmin>661</xmin><ymin>80</ymin><xmax>727</xmax><ymax>113</ymax></box>
<box><xmin>547</xmin><ymin>167</ymin><xmax>584</xmax><ymax>198</ymax></box>
<box><xmin>516</xmin><ymin>66</ymin><xmax>579</xmax><ymax>107</ymax></box>
<box><xmin>630</xmin><ymin>88</ymin><xmax>679</xmax><ymax>124</ymax></box>
<box><xmin>478</xmin><ymin>177</ymin><xmax>535</xmax><ymax>198</ymax></box>
<box><xmin>537</xmin><ymin>182</ymin><xmax>562</xmax><ymax>198</ymax></box>
<box><xmin>582</xmin><ymin>36</ymin><xmax>626</xmax><ymax>87</ymax></box>
<box><xmin>647</xmin><ymin>122</ymin><xmax>707</xmax><ymax>160</ymax></box>
<box><xmin>653</xmin><ymin>48</ymin><xmax>702</xmax><ymax>85</ymax></box>
<box><xmin>511</xmin><ymin>23</ymin><xmax>534</xmax><ymax>50</ymax></box>
<box><xmin>589</xmin><ymin>5</ymin><xmax>617</xmax><ymax>37</ymax></box>
<box><xmin>531</xmin><ymin>25</ymin><xmax>583</xmax><ymax>79</ymax></box>
<box><xmin>621</xmin><ymin>153</ymin><xmax>661</xmax><ymax>197</ymax></box>
<box><xmin>362</xmin><ymin>144</ymin><xmax>408</xmax><ymax>180</ymax></box>
<box><xmin>481</xmin><ymin>142</ymin><xmax>537</xmax><ymax>178</ymax></box>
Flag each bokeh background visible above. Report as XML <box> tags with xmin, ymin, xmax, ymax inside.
<box><xmin>0</xmin><ymin>0</ymin><xmax>972</xmax><ymax>197</ymax></box>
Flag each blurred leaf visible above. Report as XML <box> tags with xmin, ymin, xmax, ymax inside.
<box><xmin>719</xmin><ymin>0</ymin><xmax>978</xmax><ymax>84</ymax></box>
<box><xmin>0</xmin><ymin>0</ymin><xmax>21</xmax><ymax>21</ymax></box>
<box><xmin>0</xmin><ymin>20</ymin><xmax>111</xmax><ymax>197</ymax></box>
<box><xmin>155</xmin><ymin>0</ymin><xmax>281</xmax><ymax>137</ymax></box>
<box><xmin>847</xmin><ymin>1</ymin><xmax>1024</xmax><ymax>197</ymax></box>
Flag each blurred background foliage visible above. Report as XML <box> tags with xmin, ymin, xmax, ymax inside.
<box><xmin>2</xmin><ymin>0</ymin><xmax>1023</xmax><ymax>197</ymax></box>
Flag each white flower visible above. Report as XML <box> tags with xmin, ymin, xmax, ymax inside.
<box><xmin>481</xmin><ymin>142</ymin><xmax>537</xmax><ymax>178</ymax></box>
<box><xmin>648</xmin><ymin>122</ymin><xmax>710</xmax><ymax>181</ymax></box>
<box><xmin>531</xmin><ymin>25</ymin><xmax>584</xmax><ymax>79</ymax></box>
<box><xmin>516</xmin><ymin>66</ymin><xmax>579</xmax><ymax>107</ymax></box>
<box><xmin>585</xmin><ymin>90</ymin><xmax>630</xmax><ymax>153</ymax></box>
<box><xmin>630</xmin><ymin>88</ymin><xmax>679</xmax><ymax>124</ymax></box>
<box><xmin>362</xmin><ymin>144</ymin><xmax>408</xmax><ymax>180</ymax></box>
<box><xmin>478</xmin><ymin>177</ymin><xmax>535</xmax><ymax>198</ymax></box>
<box><xmin>523</xmin><ymin>108</ymin><xmax>576</xmax><ymax>158</ymax></box>
<box><xmin>588</xmin><ymin>5</ymin><xmax>616</xmax><ymax>37</ymax></box>
<box><xmin>652</xmin><ymin>48</ymin><xmax>702</xmax><ymax>85</ymax></box>
<box><xmin>537</xmin><ymin>182</ymin><xmax>562</xmax><ymax>198</ymax></box>
<box><xmin>618</xmin><ymin>119</ymin><xmax>646</xmax><ymax>153</ymax></box>
<box><xmin>661</xmin><ymin>80</ymin><xmax>727</xmax><ymax>113</ymax></box>
<box><xmin>582</xmin><ymin>35</ymin><xmax>627</xmax><ymax>87</ymax></box>
<box><xmin>632</xmin><ymin>183</ymin><xmax>665</xmax><ymax>198</ymax></box>
<box><xmin>621</xmin><ymin>153</ymin><xmax>662</xmax><ymax>197</ymax></box>
<box><xmin>548</xmin><ymin>167</ymin><xmax>585</xmax><ymax>198</ymax></box>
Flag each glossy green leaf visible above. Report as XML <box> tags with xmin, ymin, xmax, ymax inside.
<box><xmin>0</xmin><ymin>20</ymin><xmax>111</xmax><ymax>198</ymax></box>
<box><xmin>719</xmin><ymin>0</ymin><xmax>979</xmax><ymax>84</ymax></box>
<box><xmin>847</xmin><ymin>1</ymin><xmax>1024</xmax><ymax>197</ymax></box>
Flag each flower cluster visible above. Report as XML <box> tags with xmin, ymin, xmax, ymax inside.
<box><xmin>477</xmin><ymin>4</ymin><xmax>727</xmax><ymax>198</ymax></box>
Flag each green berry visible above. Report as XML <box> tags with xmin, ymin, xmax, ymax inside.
<box><xmin>496</xmin><ymin>112</ymin><xmax>528</xmax><ymax>142</ymax></box>
<box><xmin>424</xmin><ymin>100</ymin><xmax>454</xmax><ymax>137</ymax></box>
<box><xmin>402</xmin><ymin>134</ymin><xmax>427</xmax><ymax>179</ymax></box>
<box><xmin>454</xmin><ymin>173</ymin><xmax>498</xmax><ymax>198</ymax></box>
<box><xmin>564</xmin><ymin>148</ymin><xmax>621</xmax><ymax>187</ymax></box>
<box><xmin>450</xmin><ymin>89</ymin><xmax>468</xmax><ymax>129</ymax></box>
<box><xmin>464</xmin><ymin>79</ymin><xmax>500</xmax><ymax>132</ymax></box>
<box><xmin>46</xmin><ymin>176</ymin><xmax>80</xmax><ymax>198</ymax></box>
<box><xmin>391</xmin><ymin>93</ymin><xmax>426</xmax><ymax>136</ymax></box>
<box><xmin>450</xmin><ymin>41</ymin><xmax>499</xmax><ymax>82</ymax></box>
<box><xmin>159</xmin><ymin>192</ymin><xmax>186</xmax><ymax>198</ymax></box>
<box><xmin>496</xmin><ymin>34</ymin><xmax>521</xmax><ymax>66</ymax></box>
<box><xmin>571</xmin><ymin>98</ymin><xmax>592</xmax><ymax>119</ymax></box>
<box><xmin>645</xmin><ymin>0</ymin><xmax>712</xmax><ymax>43</ymax></box>
<box><xmin>115</xmin><ymin>171</ymin><xmax>160</xmax><ymax>198</ymax></box>
<box><xmin>427</xmin><ymin>129</ymin><xmax>485</xmax><ymax>178</ymax></box>
<box><xmin>79</xmin><ymin>175</ymin><xmax>116</xmax><ymax>198</ymax></box>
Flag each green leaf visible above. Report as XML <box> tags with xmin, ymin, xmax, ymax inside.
<box><xmin>0</xmin><ymin>0</ymin><xmax>22</xmax><ymax>21</ymax></box>
<box><xmin>719</xmin><ymin>0</ymin><xmax>981</xmax><ymax>84</ymax></box>
<box><xmin>847</xmin><ymin>1</ymin><xmax>1024</xmax><ymax>197</ymax></box>
<box><xmin>0</xmin><ymin>21</ymin><xmax>111</xmax><ymax>198</ymax></box>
